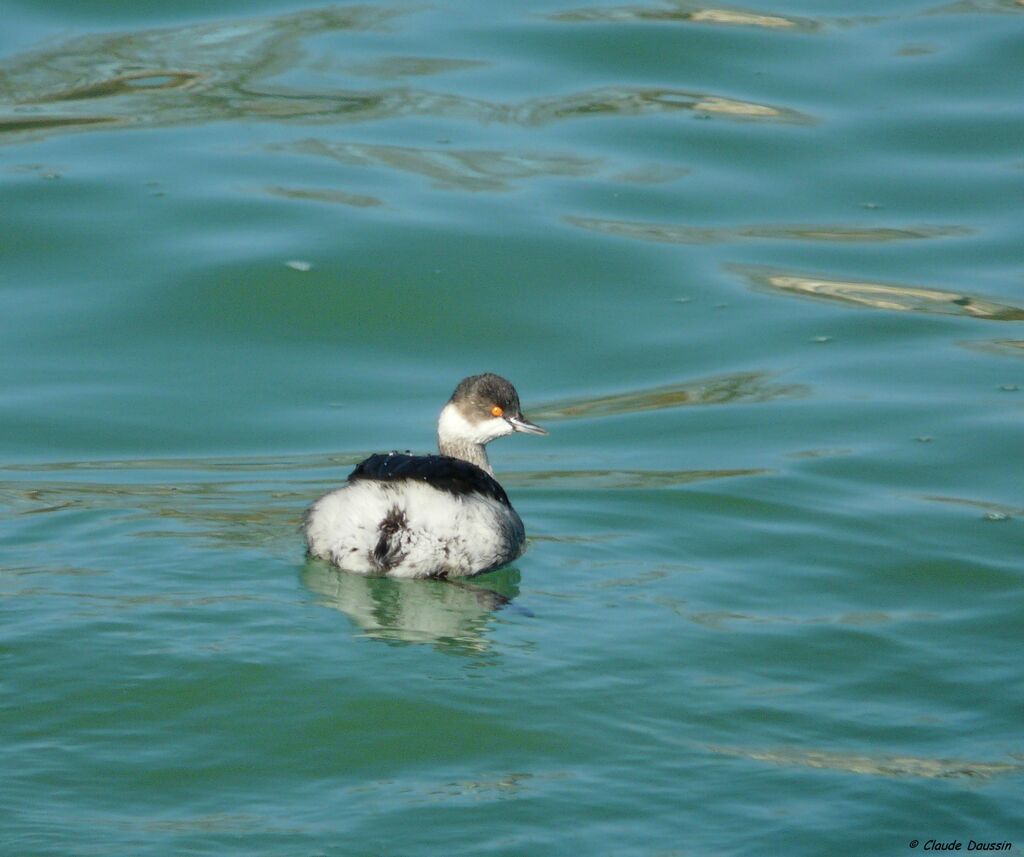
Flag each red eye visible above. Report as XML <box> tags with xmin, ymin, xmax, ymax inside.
<box><xmin>491</xmin><ymin>405</ymin><xmax>504</xmax><ymax>417</ymax></box>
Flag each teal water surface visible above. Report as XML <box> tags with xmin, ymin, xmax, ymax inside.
<box><xmin>2</xmin><ymin>1</ymin><xmax>1023</xmax><ymax>855</ymax></box>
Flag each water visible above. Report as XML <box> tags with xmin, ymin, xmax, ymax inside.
<box><xmin>2</xmin><ymin>1</ymin><xmax>1022</xmax><ymax>854</ymax></box>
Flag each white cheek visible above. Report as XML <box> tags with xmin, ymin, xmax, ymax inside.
<box><xmin>480</xmin><ymin>416</ymin><xmax>514</xmax><ymax>442</ymax></box>
<box><xmin>461</xmin><ymin>415</ymin><xmax>512</xmax><ymax>444</ymax></box>
<box><xmin>438</xmin><ymin>404</ymin><xmax>513</xmax><ymax>445</ymax></box>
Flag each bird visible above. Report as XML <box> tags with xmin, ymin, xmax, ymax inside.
<box><xmin>303</xmin><ymin>373</ymin><xmax>547</xmax><ymax>578</ymax></box>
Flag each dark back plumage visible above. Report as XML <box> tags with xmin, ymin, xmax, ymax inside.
<box><xmin>348</xmin><ymin>452</ymin><xmax>513</xmax><ymax>508</ymax></box>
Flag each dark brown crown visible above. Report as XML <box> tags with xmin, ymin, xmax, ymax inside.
<box><xmin>449</xmin><ymin>373</ymin><xmax>522</xmax><ymax>421</ymax></box>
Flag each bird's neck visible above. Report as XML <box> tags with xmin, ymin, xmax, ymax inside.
<box><xmin>436</xmin><ymin>402</ymin><xmax>494</xmax><ymax>475</ymax></box>
<box><xmin>437</xmin><ymin>436</ymin><xmax>492</xmax><ymax>475</ymax></box>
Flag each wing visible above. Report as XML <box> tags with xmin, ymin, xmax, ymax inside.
<box><xmin>348</xmin><ymin>452</ymin><xmax>512</xmax><ymax>507</ymax></box>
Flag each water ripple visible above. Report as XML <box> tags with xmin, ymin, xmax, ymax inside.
<box><xmin>510</xmin><ymin>87</ymin><xmax>811</xmax><ymax>125</ymax></box>
<box><xmin>567</xmin><ymin>215</ymin><xmax>968</xmax><ymax>245</ymax></box>
<box><xmin>0</xmin><ymin>453</ymin><xmax>362</xmax><ymax>473</ymax></box>
<box><xmin>343</xmin><ymin>56</ymin><xmax>489</xmax><ymax>79</ymax></box>
<box><xmin>708</xmin><ymin>744</ymin><xmax>1024</xmax><ymax>781</ymax></box>
<box><xmin>30</xmin><ymin>70</ymin><xmax>202</xmax><ymax>102</ymax></box>
<box><xmin>928</xmin><ymin>0</ymin><xmax>1024</xmax><ymax>15</ymax></box>
<box><xmin>921</xmin><ymin>494</ymin><xmax>1023</xmax><ymax>520</ymax></box>
<box><xmin>0</xmin><ymin>115</ymin><xmax>116</xmax><ymax>133</ymax></box>
<box><xmin>531</xmin><ymin>371</ymin><xmax>806</xmax><ymax>420</ymax></box>
<box><xmin>0</xmin><ymin>6</ymin><xmax>812</xmax><ymax>142</ymax></box>
<box><xmin>963</xmin><ymin>339</ymin><xmax>1024</xmax><ymax>357</ymax></box>
<box><xmin>551</xmin><ymin>2</ymin><xmax>821</xmax><ymax>31</ymax></box>
<box><xmin>733</xmin><ymin>266</ymin><xmax>1024</xmax><ymax>320</ymax></box>
<box><xmin>505</xmin><ymin>468</ymin><xmax>767</xmax><ymax>489</ymax></box>
<box><xmin>263</xmin><ymin>184</ymin><xmax>384</xmax><ymax>208</ymax></box>
<box><xmin>269</xmin><ymin>138</ymin><xmax>604</xmax><ymax>192</ymax></box>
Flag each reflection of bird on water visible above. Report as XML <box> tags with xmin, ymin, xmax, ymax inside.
<box><xmin>301</xmin><ymin>563</ymin><xmax>523</xmax><ymax>654</ymax></box>
<box><xmin>304</xmin><ymin>374</ymin><xmax>546</xmax><ymax>578</ymax></box>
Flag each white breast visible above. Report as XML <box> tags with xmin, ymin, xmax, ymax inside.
<box><xmin>304</xmin><ymin>480</ymin><xmax>526</xmax><ymax>579</ymax></box>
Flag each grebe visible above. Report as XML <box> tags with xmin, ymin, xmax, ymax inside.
<box><xmin>303</xmin><ymin>373</ymin><xmax>547</xmax><ymax>579</ymax></box>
